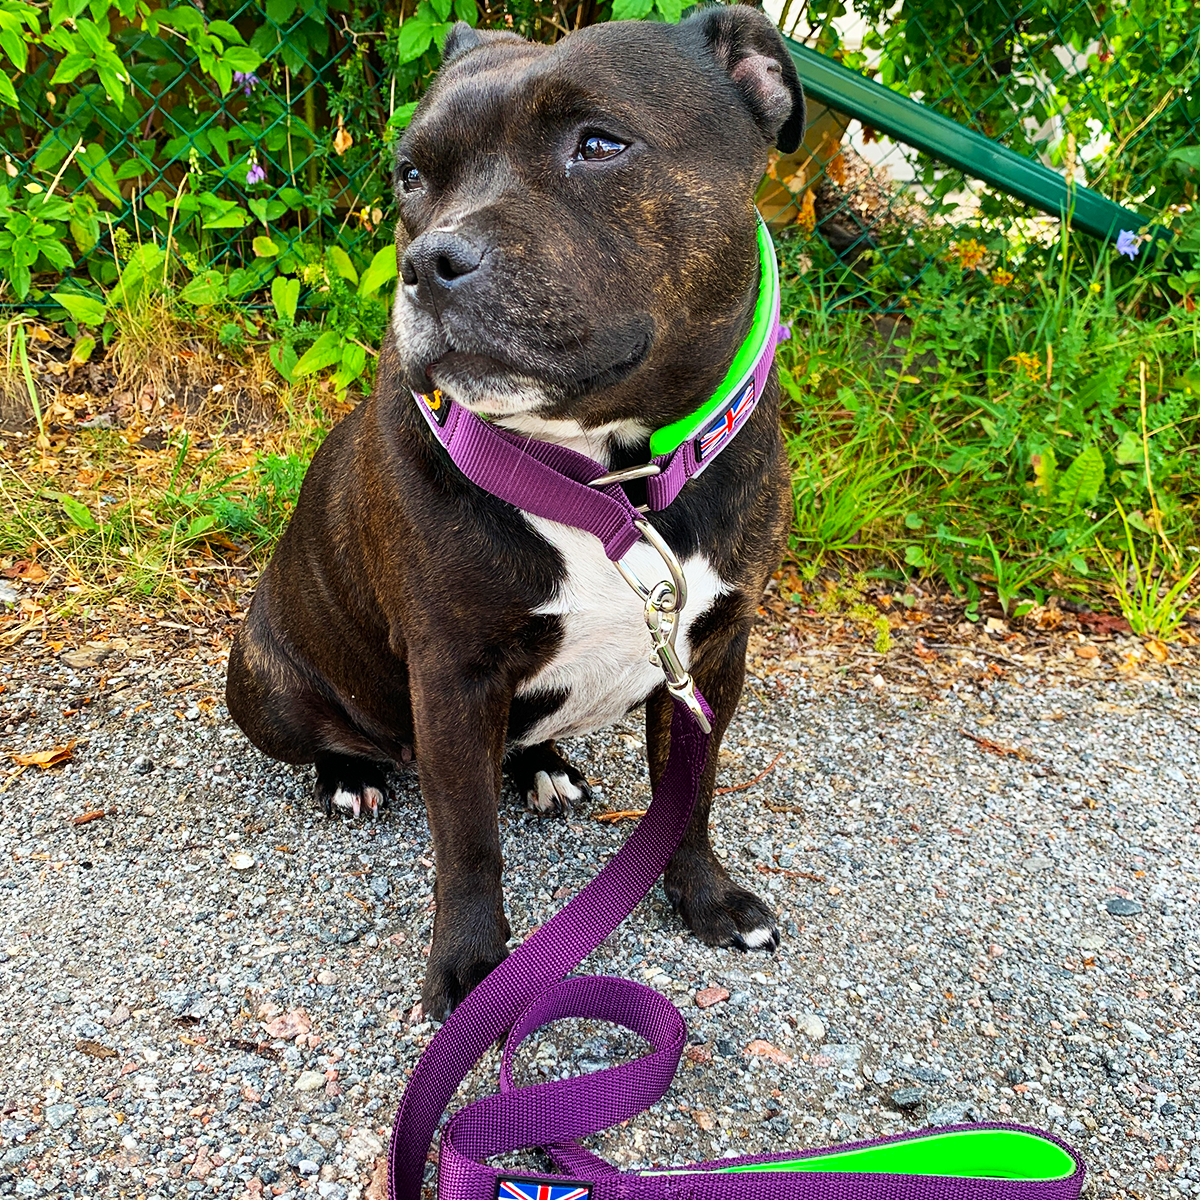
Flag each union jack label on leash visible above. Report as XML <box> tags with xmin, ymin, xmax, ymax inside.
<box><xmin>696</xmin><ymin>377</ymin><xmax>755</xmax><ymax>460</ymax></box>
<box><xmin>496</xmin><ymin>1177</ymin><xmax>593</xmax><ymax>1200</ymax></box>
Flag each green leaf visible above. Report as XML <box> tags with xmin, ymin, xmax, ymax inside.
<box><xmin>60</xmin><ymin>495</ymin><xmax>98</xmax><ymax>530</ymax></box>
<box><xmin>207</xmin><ymin>20</ymin><xmax>244</xmax><ymax>43</ymax></box>
<box><xmin>396</xmin><ymin>16</ymin><xmax>435</xmax><ymax>63</ymax></box>
<box><xmin>51</xmin><ymin>52</ymin><xmax>97</xmax><ymax>85</ymax></box>
<box><xmin>358</xmin><ymin>246</ymin><xmax>397</xmax><ymax>297</ymax></box>
<box><xmin>227</xmin><ymin>267</ymin><xmax>262</xmax><ymax>297</ymax></box>
<box><xmin>1055</xmin><ymin>444</ymin><xmax>1105</xmax><ymax>509</ymax></box>
<box><xmin>1031</xmin><ymin>446</ymin><xmax>1057</xmax><ymax>498</ymax></box>
<box><xmin>223</xmin><ymin>45</ymin><xmax>263</xmax><ymax>72</ymax></box>
<box><xmin>904</xmin><ymin>545</ymin><xmax>927</xmax><ymax>568</ymax></box>
<box><xmin>265</xmin><ymin>0</ymin><xmax>295</xmax><ymax>23</ymax></box>
<box><xmin>178</xmin><ymin>269</ymin><xmax>227</xmax><ymax>306</ymax></box>
<box><xmin>253</xmin><ymin>235</ymin><xmax>279</xmax><ymax>257</ymax></box>
<box><xmin>203</xmin><ymin>206</ymin><xmax>249</xmax><ymax>231</ymax></box>
<box><xmin>327</xmin><ymin>245</ymin><xmax>357</xmax><ymax>284</ymax></box>
<box><xmin>654</xmin><ymin>0</ymin><xmax>683</xmax><ymax>21</ymax></box>
<box><xmin>430</xmin><ymin>0</ymin><xmax>452</xmax><ymax>20</ymax></box>
<box><xmin>268</xmin><ymin>340</ymin><xmax>299</xmax><ymax>383</ymax></box>
<box><xmin>0</xmin><ymin>64</ymin><xmax>17</xmax><ymax>107</ymax></box>
<box><xmin>51</xmin><ymin>291</ymin><xmax>107</xmax><ymax>326</ymax></box>
<box><xmin>249</xmin><ymin>198</ymin><xmax>287</xmax><ymax>225</ymax></box>
<box><xmin>453</xmin><ymin>0</ymin><xmax>478</xmax><ymax>25</ymax></box>
<box><xmin>904</xmin><ymin>512</ymin><xmax>924</xmax><ymax>530</ymax></box>
<box><xmin>185</xmin><ymin>513</ymin><xmax>217</xmax><ymax>539</ymax></box>
<box><xmin>79</xmin><ymin>143</ymin><xmax>123</xmax><ymax>205</ymax></box>
<box><xmin>293</xmin><ymin>330</ymin><xmax>344</xmax><ymax>377</ymax></box>
<box><xmin>272</xmin><ymin>275</ymin><xmax>299</xmax><ymax>322</ymax></box>
<box><xmin>1069</xmin><ymin>555</ymin><xmax>1089</xmax><ymax>576</ymax></box>
<box><xmin>332</xmin><ymin>341</ymin><xmax>367</xmax><ymax>388</ymax></box>
<box><xmin>1114</xmin><ymin>428</ymin><xmax>1142</xmax><ymax>466</ymax></box>
<box><xmin>611</xmin><ymin>0</ymin><xmax>653</xmax><ymax>18</ymax></box>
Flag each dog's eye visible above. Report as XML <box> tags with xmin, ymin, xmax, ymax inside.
<box><xmin>398</xmin><ymin>162</ymin><xmax>423</xmax><ymax>193</ymax></box>
<box><xmin>575</xmin><ymin>135</ymin><xmax>626</xmax><ymax>163</ymax></box>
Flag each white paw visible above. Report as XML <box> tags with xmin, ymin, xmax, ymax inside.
<box><xmin>526</xmin><ymin>770</ymin><xmax>583</xmax><ymax>816</ymax></box>
<box><xmin>332</xmin><ymin>787</ymin><xmax>361</xmax><ymax>817</ymax></box>
<box><xmin>331</xmin><ymin>786</ymin><xmax>384</xmax><ymax>820</ymax></box>
<box><xmin>740</xmin><ymin>923</ymin><xmax>778</xmax><ymax>950</ymax></box>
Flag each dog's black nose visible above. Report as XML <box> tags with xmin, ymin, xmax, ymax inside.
<box><xmin>402</xmin><ymin>232</ymin><xmax>484</xmax><ymax>295</ymax></box>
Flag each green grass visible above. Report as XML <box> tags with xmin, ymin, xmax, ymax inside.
<box><xmin>774</xmin><ymin>223</ymin><xmax>1200</xmax><ymax>625</ymax></box>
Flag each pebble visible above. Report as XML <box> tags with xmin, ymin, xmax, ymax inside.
<box><xmin>43</xmin><ymin>1103</ymin><xmax>75</xmax><ymax>1130</ymax></box>
<box><xmin>695</xmin><ymin>987</ymin><xmax>729</xmax><ymax>1009</ymax></box>
<box><xmin>796</xmin><ymin>1013</ymin><xmax>825</xmax><ymax>1040</ymax></box>
<box><xmin>129</xmin><ymin>754</ymin><xmax>154</xmax><ymax>775</ymax></box>
<box><xmin>295</xmin><ymin>1071</ymin><xmax>326</xmax><ymax>1092</ymax></box>
<box><xmin>1105</xmin><ymin>896</ymin><xmax>1143</xmax><ymax>916</ymax></box>
<box><xmin>889</xmin><ymin>1088</ymin><xmax>925</xmax><ymax>1110</ymax></box>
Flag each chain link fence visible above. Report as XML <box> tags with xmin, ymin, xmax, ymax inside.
<box><xmin>2</xmin><ymin>0</ymin><xmax>1197</xmax><ymax>313</ymax></box>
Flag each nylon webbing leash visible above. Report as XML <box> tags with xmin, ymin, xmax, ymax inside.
<box><xmin>388</xmin><ymin>220</ymin><xmax>1086</xmax><ymax>1200</ymax></box>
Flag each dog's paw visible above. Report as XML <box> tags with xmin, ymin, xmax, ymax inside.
<box><xmin>421</xmin><ymin>937</ymin><xmax>509</xmax><ymax>1021</ymax></box>
<box><xmin>506</xmin><ymin>741</ymin><xmax>592</xmax><ymax>817</ymax></box>
<box><xmin>667</xmin><ymin>869</ymin><xmax>780</xmax><ymax>953</ymax></box>
<box><xmin>314</xmin><ymin>756</ymin><xmax>390</xmax><ymax>822</ymax></box>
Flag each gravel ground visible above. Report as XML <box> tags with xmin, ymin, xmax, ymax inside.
<box><xmin>1</xmin><ymin>629</ymin><xmax>1198</xmax><ymax>1200</ymax></box>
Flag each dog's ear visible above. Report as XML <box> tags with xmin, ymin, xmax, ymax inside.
<box><xmin>683</xmin><ymin>3</ymin><xmax>806</xmax><ymax>153</ymax></box>
<box><xmin>441</xmin><ymin>21</ymin><xmax>528</xmax><ymax>66</ymax></box>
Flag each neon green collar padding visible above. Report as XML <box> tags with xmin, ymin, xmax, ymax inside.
<box><xmin>717</xmin><ymin>1129</ymin><xmax>1077</xmax><ymax>1181</ymax></box>
<box><xmin>648</xmin><ymin>218</ymin><xmax>780</xmax><ymax>459</ymax></box>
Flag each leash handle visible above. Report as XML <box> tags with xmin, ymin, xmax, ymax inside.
<box><xmin>388</xmin><ymin>694</ymin><xmax>714</xmax><ymax>1200</ymax></box>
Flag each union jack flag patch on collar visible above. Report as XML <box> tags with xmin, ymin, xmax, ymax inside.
<box><xmin>696</xmin><ymin>376</ymin><xmax>755</xmax><ymax>460</ymax></box>
<box><xmin>496</xmin><ymin>1176</ymin><xmax>593</xmax><ymax>1200</ymax></box>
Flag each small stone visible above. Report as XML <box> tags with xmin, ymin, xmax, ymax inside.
<box><xmin>873</xmin><ymin>1068</ymin><xmax>892</xmax><ymax>1084</ymax></box>
<box><xmin>61</xmin><ymin>645</ymin><xmax>114</xmax><ymax>669</ymax></box>
<box><xmin>296</xmin><ymin>1071</ymin><xmax>325</xmax><ymax>1092</ymax></box>
<box><xmin>927</xmin><ymin>1101</ymin><xmax>976</xmax><ymax>1126</ymax></box>
<box><xmin>44</xmin><ymin>1103</ymin><xmax>76</xmax><ymax>1130</ymax></box>
<box><xmin>298</xmin><ymin>1159</ymin><xmax>320</xmax><ymax>1175</ymax></box>
<box><xmin>796</xmin><ymin>1013</ymin><xmax>825</xmax><ymax>1041</ymax></box>
<box><xmin>0</xmin><ymin>582</ymin><xmax>18</xmax><ymax>605</ymax></box>
<box><xmin>130</xmin><ymin>754</ymin><xmax>154</xmax><ymax>775</ymax></box>
<box><xmin>106</xmin><ymin>1004</ymin><xmax>132</xmax><ymax>1026</ymax></box>
<box><xmin>890</xmin><ymin>1087</ymin><xmax>925</xmax><ymax>1110</ymax></box>
<box><xmin>1105</xmin><ymin>897</ymin><xmax>1142</xmax><ymax>916</ymax></box>
<box><xmin>1022</xmin><ymin>856</ymin><xmax>1055</xmax><ymax>873</ymax></box>
<box><xmin>370</xmin><ymin>876</ymin><xmax>390</xmax><ymax>900</ymax></box>
<box><xmin>1077</xmin><ymin>933</ymin><xmax>1105</xmax><ymax>951</ymax></box>
<box><xmin>316</xmin><ymin>969</ymin><xmax>336</xmax><ymax>986</ymax></box>
<box><xmin>308</xmin><ymin>1123</ymin><xmax>338</xmax><ymax>1149</ymax></box>
<box><xmin>695</xmin><ymin>987</ymin><xmax>729</xmax><ymax>1009</ymax></box>
<box><xmin>229</xmin><ymin>852</ymin><xmax>255</xmax><ymax>872</ymax></box>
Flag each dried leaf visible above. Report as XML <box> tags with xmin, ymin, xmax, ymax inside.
<box><xmin>75</xmin><ymin>1038</ymin><xmax>117</xmax><ymax>1059</ymax></box>
<box><xmin>333</xmin><ymin>115</ymin><xmax>353</xmax><ymax>156</ymax></box>
<box><xmin>11</xmin><ymin>740</ymin><xmax>75</xmax><ymax>769</ymax></box>
<box><xmin>1</xmin><ymin>560</ymin><xmax>48</xmax><ymax>583</ymax></box>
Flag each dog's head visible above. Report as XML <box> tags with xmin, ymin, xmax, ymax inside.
<box><xmin>390</xmin><ymin>5</ymin><xmax>804</xmax><ymax>439</ymax></box>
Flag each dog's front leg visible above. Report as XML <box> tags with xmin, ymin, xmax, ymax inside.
<box><xmin>648</xmin><ymin>592</ymin><xmax>779</xmax><ymax>952</ymax></box>
<box><xmin>410</xmin><ymin>661</ymin><xmax>512</xmax><ymax>1020</ymax></box>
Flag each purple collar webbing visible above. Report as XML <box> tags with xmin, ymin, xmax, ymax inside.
<box><xmin>409</xmin><ymin>278</ymin><xmax>781</xmax><ymax>552</ymax></box>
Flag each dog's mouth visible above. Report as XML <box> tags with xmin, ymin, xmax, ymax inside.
<box><xmin>424</xmin><ymin>330</ymin><xmax>651</xmax><ymax>416</ymax></box>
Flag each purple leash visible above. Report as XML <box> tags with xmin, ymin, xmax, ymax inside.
<box><xmin>389</xmin><ymin>280</ymin><xmax>1084</xmax><ymax>1198</ymax></box>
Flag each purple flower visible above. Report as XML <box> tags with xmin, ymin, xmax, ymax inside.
<box><xmin>247</xmin><ymin>162</ymin><xmax>266</xmax><ymax>185</ymax></box>
<box><xmin>1116</xmin><ymin>229</ymin><xmax>1139</xmax><ymax>260</ymax></box>
<box><xmin>233</xmin><ymin>71</ymin><xmax>259</xmax><ymax>98</ymax></box>
<box><xmin>777</xmin><ymin>322</ymin><xmax>792</xmax><ymax>341</ymax></box>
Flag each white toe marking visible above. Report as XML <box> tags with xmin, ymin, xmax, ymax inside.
<box><xmin>332</xmin><ymin>787</ymin><xmax>359</xmax><ymax>816</ymax></box>
<box><xmin>741</xmin><ymin>924</ymin><xmax>777</xmax><ymax>949</ymax></box>
<box><xmin>363</xmin><ymin>786</ymin><xmax>383</xmax><ymax>821</ymax></box>
<box><xmin>550</xmin><ymin>772</ymin><xmax>583</xmax><ymax>802</ymax></box>
<box><xmin>531</xmin><ymin>771</ymin><xmax>559</xmax><ymax>814</ymax></box>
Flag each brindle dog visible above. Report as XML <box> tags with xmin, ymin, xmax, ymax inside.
<box><xmin>227</xmin><ymin>4</ymin><xmax>805</xmax><ymax>1019</ymax></box>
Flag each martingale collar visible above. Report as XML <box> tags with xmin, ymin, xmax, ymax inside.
<box><xmin>411</xmin><ymin>217</ymin><xmax>782</xmax><ymax>522</ymax></box>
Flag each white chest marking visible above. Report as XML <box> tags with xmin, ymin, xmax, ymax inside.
<box><xmin>513</xmin><ymin>519</ymin><xmax>728</xmax><ymax>746</ymax></box>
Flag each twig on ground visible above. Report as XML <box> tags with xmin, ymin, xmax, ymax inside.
<box><xmin>716</xmin><ymin>749</ymin><xmax>786</xmax><ymax>795</ymax></box>
<box><xmin>960</xmin><ymin>729</ymin><xmax>1038</xmax><ymax>761</ymax></box>
<box><xmin>595</xmin><ymin>809</ymin><xmax>647</xmax><ymax>824</ymax></box>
